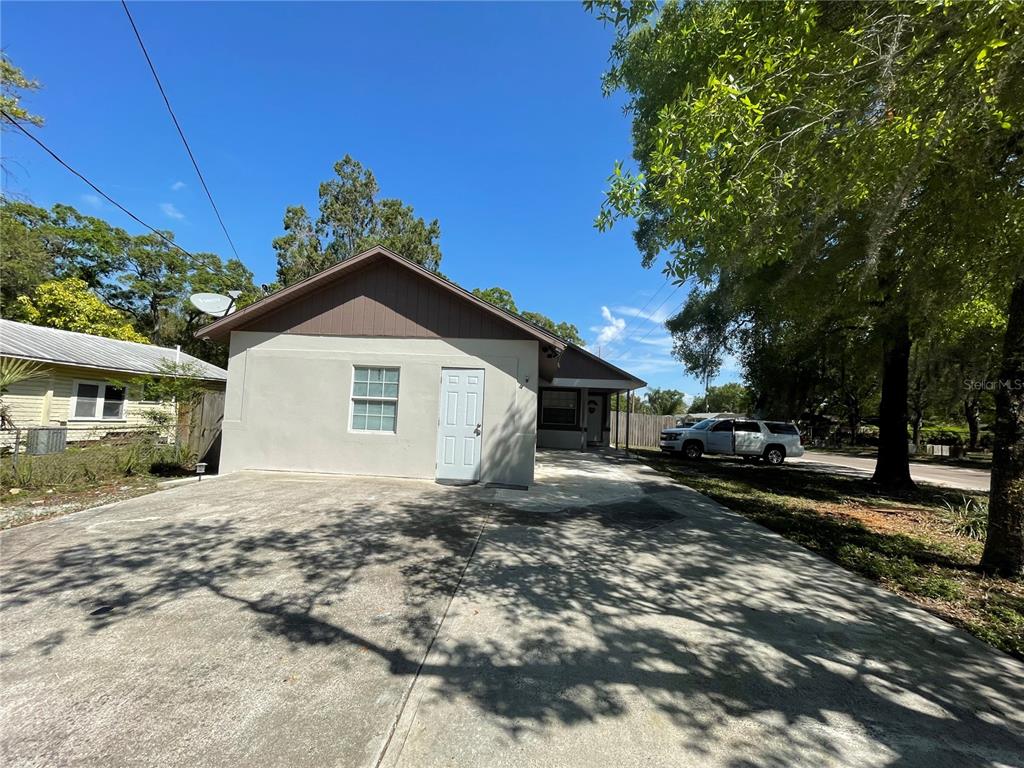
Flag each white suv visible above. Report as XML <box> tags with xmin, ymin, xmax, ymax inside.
<box><xmin>659</xmin><ymin>418</ymin><xmax>804</xmax><ymax>465</ymax></box>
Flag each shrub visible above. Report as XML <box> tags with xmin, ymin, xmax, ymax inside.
<box><xmin>918</xmin><ymin>424</ymin><xmax>970</xmax><ymax>447</ymax></box>
<box><xmin>0</xmin><ymin>432</ymin><xmax>195</xmax><ymax>492</ymax></box>
<box><xmin>943</xmin><ymin>495</ymin><xmax>989</xmax><ymax>540</ymax></box>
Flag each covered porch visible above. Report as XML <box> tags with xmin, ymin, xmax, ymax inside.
<box><xmin>535</xmin><ymin>345</ymin><xmax>645</xmax><ymax>451</ymax></box>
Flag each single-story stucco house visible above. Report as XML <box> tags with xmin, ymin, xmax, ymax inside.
<box><xmin>0</xmin><ymin>319</ymin><xmax>227</xmax><ymax>443</ymax></box>
<box><xmin>197</xmin><ymin>246</ymin><xmax>644</xmax><ymax>487</ymax></box>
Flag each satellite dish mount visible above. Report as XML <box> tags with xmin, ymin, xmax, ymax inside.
<box><xmin>190</xmin><ymin>292</ymin><xmax>237</xmax><ymax>318</ymax></box>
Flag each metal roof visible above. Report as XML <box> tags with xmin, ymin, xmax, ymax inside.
<box><xmin>0</xmin><ymin>319</ymin><xmax>227</xmax><ymax>381</ymax></box>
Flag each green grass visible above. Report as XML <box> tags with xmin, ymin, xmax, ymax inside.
<box><xmin>637</xmin><ymin>450</ymin><xmax>1023</xmax><ymax>660</ymax></box>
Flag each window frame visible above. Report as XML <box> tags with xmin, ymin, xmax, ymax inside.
<box><xmin>538</xmin><ymin>387</ymin><xmax>581</xmax><ymax>431</ymax></box>
<box><xmin>349</xmin><ymin>365</ymin><xmax>400</xmax><ymax>434</ymax></box>
<box><xmin>69</xmin><ymin>379</ymin><xmax>127</xmax><ymax>422</ymax></box>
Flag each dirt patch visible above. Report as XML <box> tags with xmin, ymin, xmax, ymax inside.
<box><xmin>1</xmin><ymin>481</ymin><xmax>158</xmax><ymax>530</ymax></box>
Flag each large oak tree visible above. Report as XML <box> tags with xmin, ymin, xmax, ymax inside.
<box><xmin>590</xmin><ymin>0</ymin><xmax>1023</xmax><ymax>575</ymax></box>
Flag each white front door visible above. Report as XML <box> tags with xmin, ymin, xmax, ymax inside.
<box><xmin>436</xmin><ymin>368</ymin><xmax>485</xmax><ymax>483</ymax></box>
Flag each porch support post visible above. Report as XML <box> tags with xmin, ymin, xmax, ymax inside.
<box><xmin>625</xmin><ymin>391</ymin><xmax>631</xmax><ymax>455</ymax></box>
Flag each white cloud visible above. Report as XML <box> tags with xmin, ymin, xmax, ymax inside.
<box><xmin>594</xmin><ymin>306</ymin><xmax>626</xmax><ymax>346</ymax></box>
<box><xmin>171</xmin><ymin>181</ymin><xmax>186</xmax><ymax>191</ymax></box>
<box><xmin>160</xmin><ymin>202</ymin><xmax>185</xmax><ymax>220</ymax></box>
<box><xmin>635</xmin><ymin>332</ymin><xmax>674</xmax><ymax>349</ymax></box>
<box><xmin>80</xmin><ymin>193</ymin><xmax>102</xmax><ymax>209</ymax></box>
<box><xmin>612</xmin><ymin>304</ymin><xmax>673</xmax><ymax>324</ymax></box>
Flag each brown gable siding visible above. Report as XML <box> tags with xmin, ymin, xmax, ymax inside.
<box><xmin>556</xmin><ymin>346</ymin><xmax>636</xmax><ymax>381</ymax></box>
<box><xmin>244</xmin><ymin>259</ymin><xmax>535</xmax><ymax>340</ymax></box>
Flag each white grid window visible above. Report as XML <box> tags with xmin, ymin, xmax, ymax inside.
<box><xmin>351</xmin><ymin>367</ymin><xmax>399</xmax><ymax>432</ymax></box>
<box><xmin>71</xmin><ymin>380</ymin><xmax>126</xmax><ymax>421</ymax></box>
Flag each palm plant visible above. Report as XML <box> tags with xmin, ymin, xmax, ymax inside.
<box><xmin>0</xmin><ymin>357</ymin><xmax>47</xmax><ymax>429</ymax></box>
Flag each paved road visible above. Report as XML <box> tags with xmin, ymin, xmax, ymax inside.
<box><xmin>794</xmin><ymin>451</ymin><xmax>991</xmax><ymax>492</ymax></box>
<box><xmin>3</xmin><ymin>452</ymin><xmax>1021</xmax><ymax>768</ymax></box>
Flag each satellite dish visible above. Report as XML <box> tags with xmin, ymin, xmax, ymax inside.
<box><xmin>190</xmin><ymin>292</ymin><xmax>234</xmax><ymax>318</ymax></box>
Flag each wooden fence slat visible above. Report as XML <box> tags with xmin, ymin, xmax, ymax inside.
<box><xmin>611</xmin><ymin>412</ymin><xmax>677</xmax><ymax>449</ymax></box>
<box><xmin>181</xmin><ymin>391</ymin><xmax>225</xmax><ymax>461</ymax></box>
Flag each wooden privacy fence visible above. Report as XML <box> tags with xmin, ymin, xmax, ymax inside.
<box><xmin>610</xmin><ymin>411</ymin><xmax>677</xmax><ymax>449</ymax></box>
<box><xmin>180</xmin><ymin>390</ymin><xmax>225</xmax><ymax>462</ymax></box>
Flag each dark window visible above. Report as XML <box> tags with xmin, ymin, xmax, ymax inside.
<box><xmin>711</xmin><ymin>420</ymin><xmax>734</xmax><ymax>432</ymax></box>
<box><xmin>766</xmin><ymin>422</ymin><xmax>799</xmax><ymax>435</ymax></box>
<box><xmin>540</xmin><ymin>389</ymin><xmax>578</xmax><ymax>427</ymax></box>
<box><xmin>735</xmin><ymin>421</ymin><xmax>761</xmax><ymax>433</ymax></box>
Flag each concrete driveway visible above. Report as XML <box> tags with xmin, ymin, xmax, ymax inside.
<box><xmin>2</xmin><ymin>452</ymin><xmax>1022</xmax><ymax>768</ymax></box>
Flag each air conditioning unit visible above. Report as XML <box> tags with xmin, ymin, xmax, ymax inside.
<box><xmin>26</xmin><ymin>427</ymin><xmax>68</xmax><ymax>455</ymax></box>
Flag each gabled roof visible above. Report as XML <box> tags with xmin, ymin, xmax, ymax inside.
<box><xmin>196</xmin><ymin>246</ymin><xmax>569</xmax><ymax>349</ymax></box>
<box><xmin>0</xmin><ymin>319</ymin><xmax>227</xmax><ymax>382</ymax></box>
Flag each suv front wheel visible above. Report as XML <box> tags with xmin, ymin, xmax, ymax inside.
<box><xmin>763</xmin><ymin>445</ymin><xmax>786</xmax><ymax>466</ymax></box>
<box><xmin>683</xmin><ymin>441</ymin><xmax>703</xmax><ymax>460</ymax></box>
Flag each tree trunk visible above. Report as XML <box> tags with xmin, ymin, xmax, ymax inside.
<box><xmin>981</xmin><ymin>276</ymin><xmax>1024</xmax><ymax>579</ymax></box>
<box><xmin>872</xmin><ymin>316</ymin><xmax>915</xmax><ymax>489</ymax></box>
<box><xmin>964</xmin><ymin>398</ymin><xmax>981</xmax><ymax>451</ymax></box>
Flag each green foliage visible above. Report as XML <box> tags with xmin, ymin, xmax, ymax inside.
<box><xmin>1</xmin><ymin>436</ymin><xmax>193</xmax><ymax>493</ymax></box>
<box><xmin>943</xmin><ymin>495</ymin><xmax>990</xmax><ymax>541</ymax></box>
<box><xmin>689</xmin><ymin>382</ymin><xmax>751</xmax><ymax>414</ymax></box>
<box><xmin>471</xmin><ymin>287</ymin><xmax>518</xmax><ymax>314</ymax></box>
<box><xmin>917</xmin><ymin>424</ymin><xmax>970</xmax><ymax>447</ymax></box>
<box><xmin>16</xmin><ymin>278</ymin><xmax>149</xmax><ymax>342</ymax></box>
<box><xmin>0</xmin><ymin>53</ymin><xmax>43</xmax><ymax>128</ymax></box>
<box><xmin>135</xmin><ymin>360</ymin><xmax>209</xmax><ymax>408</ymax></box>
<box><xmin>590</xmin><ymin>0</ymin><xmax>1023</xmax><ymax>500</ymax></box>
<box><xmin>0</xmin><ymin>199</ymin><xmax>257</xmax><ymax>365</ymax></box>
<box><xmin>0</xmin><ymin>357</ymin><xmax>47</xmax><ymax>429</ymax></box>
<box><xmin>471</xmin><ymin>286</ymin><xmax>585</xmax><ymax>345</ymax></box>
<box><xmin>0</xmin><ymin>200</ymin><xmax>51</xmax><ymax>312</ymax></box>
<box><xmin>0</xmin><ymin>357</ymin><xmax>46</xmax><ymax>391</ymax></box>
<box><xmin>643</xmin><ymin>387</ymin><xmax>686</xmax><ymax>415</ymax></box>
<box><xmin>274</xmin><ymin>155</ymin><xmax>442</xmax><ymax>286</ymax></box>
<box><xmin>609</xmin><ymin>391</ymin><xmax>652</xmax><ymax>414</ymax></box>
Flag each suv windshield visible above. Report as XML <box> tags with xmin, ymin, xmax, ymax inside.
<box><xmin>689</xmin><ymin>419</ymin><xmax>714</xmax><ymax>430</ymax></box>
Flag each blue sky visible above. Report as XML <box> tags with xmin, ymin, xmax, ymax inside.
<box><xmin>2</xmin><ymin>1</ymin><xmax>740</xmax><ymax>397</ymax></box>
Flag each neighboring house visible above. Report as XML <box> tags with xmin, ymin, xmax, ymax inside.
<box><xmin>197</xmin><ymin>246</ymin><xmax>644</xmax><ymax>487</ymax></box>
<box><xmin>0</xmin><ymin>319</ymin><xmax>227</xmax><ymax>442</ymax></box>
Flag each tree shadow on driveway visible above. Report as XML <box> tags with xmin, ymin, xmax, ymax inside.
<box><xmin>1</xmin><ymin>464</ymin><xmax>1022</xmax><ymax>768</ymax></box>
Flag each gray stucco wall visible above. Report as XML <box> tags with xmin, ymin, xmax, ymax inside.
<box><xmin>219</xmin><ymin>332</ymin><xmax>539</xmax><ymax>486</ymax></box>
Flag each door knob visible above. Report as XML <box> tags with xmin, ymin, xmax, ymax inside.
<box><xmin>474</xmin><ymin>423</ymin><xmax>482</xmax><ymax>436</ymax></box>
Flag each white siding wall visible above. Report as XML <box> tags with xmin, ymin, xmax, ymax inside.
<box><xmin>220</xmin><ymin>332</ymin><xmax>540</xmax><ymax>486</ymax></box>
<box><xmin>2</xmin><ymin>363</ymin><xmax>177</xmax><ymax>442</ymax></box>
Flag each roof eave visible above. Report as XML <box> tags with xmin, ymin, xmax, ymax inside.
<box><xmin>0</xmin><ymin>352</ymin><xmax>226</xmax><ymax>382</ymax></box>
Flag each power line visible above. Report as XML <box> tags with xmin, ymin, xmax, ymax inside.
<box><xmin>121</xmin><ymin>0</ymin><xmax>241</xmax><ymax>261</ymax></box>
<box><xmin>614</xmin><ymin>274</ymin><xmax>671</xmax><ymax>346</ymax></box>
<box><xmin>619</xmin><ymin>279</ymin><xmax>686</xmax><ymax>352</ymax></box>
<box><xmin>2</xmin><ymin>111</ymin><xmax>194</xmax><ymax>259</ymax></box>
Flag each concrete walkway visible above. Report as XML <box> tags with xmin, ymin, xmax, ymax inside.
<box><xmin>2</xmin><ymin>452</ymin><xmax>1022</xmax><ymax>767</ymax></box>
